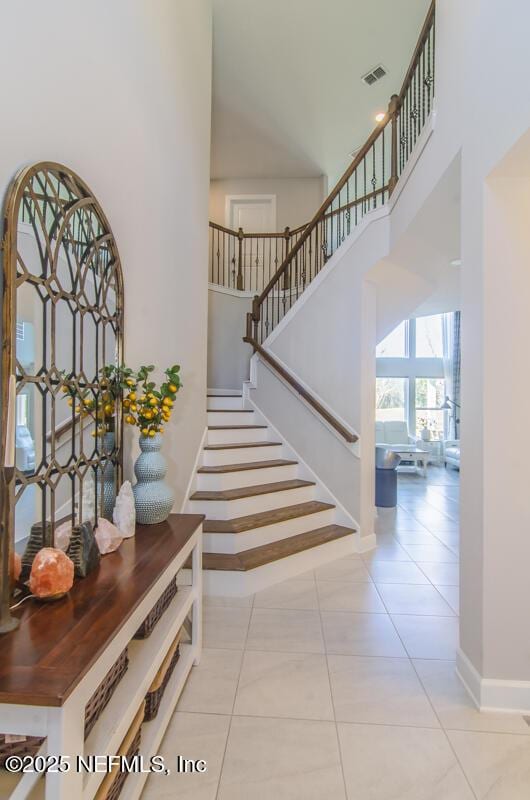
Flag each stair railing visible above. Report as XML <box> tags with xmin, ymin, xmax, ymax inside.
<box><xmin>244</xmin><ymin>0</ymin><xmax>435</xmax><ymax>347</ymax></box>
<box><xmin>209</xmin><ymin>220</ymin><xmax>308</xmax><ymax>292</ymax></box>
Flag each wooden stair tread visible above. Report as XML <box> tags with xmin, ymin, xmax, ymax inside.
<box><xmin>208</xmin><ymin>425</ymin><xmax>267</xmax><ymax>430</ymax></box>
<box><xmin>202</xmin><ymin>525</ymin><xmax>355</xmax><ymax>571</ymax></box>
<box><xmin>207</xmin><ymin>410</ymin><xmax>251</xmax><ymax>414</ymax></box>
<box><xmin>207</xmin><ymin>393</ymin><xmax>242</xmax><ymax>398</ymax></box>
<box><xmin>198</xmin><ymin>459</ymin><xmax>297</xmax><ymax>474</ymax></box>
<box><xmin>203</xmin><ymin>500</ymin><xmax>335</xmax><ymax>533</ymax></box>
<box><xmin>204</xmin><ymin>441</ymin><xmax>282</xmax><ymax>450</ymax></box>
<box><xmin>190</xmin><ymin>478</ymin><xmax>314</xmax><ymax>501</ymax></box>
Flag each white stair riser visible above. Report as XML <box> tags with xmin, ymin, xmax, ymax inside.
<box><xmin>202</xmin><ymin>444</ymin><xmax>284</xmax><ymax>466</ymax></box>
<box><xmin>207</xmin><ymin>410</ymin><xmax>256</xmax><ymax>426</ymax></box>
<box><xmin>197</xmin><ymin>463</ymin><xmax>298</xmax><ymax>492</ymax></box>
<box><xmin>202</xmin><ymin>535</ymin><xmax>357</xmax><ymax>596</ymax></box>
<box><xmin>203</xmin><ymin>508</ymin><xmax>336</xmax><ymax>554</ymax></box>
<box><xmin>189</xmin><ymin>484</ymin><xmax>315</xmax><ymax>518</ymax></box>
<box><xmin>207</xmin><ymin>427</ymin><xmax>269</xmax><ymax>445</ymax></box>
<box><xmin>207</xmin><ymin>396</ymin><xmax>244</xmax><ymax>410</ymax></box>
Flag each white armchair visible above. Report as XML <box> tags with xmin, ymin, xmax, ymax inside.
<box><xmin>376</xmin><ymin>421</ymin><xmax>418</xmax><ymax>448</ymax></box>
<box><xmin>444</xmin><ymin>440</ymin><xmax>460</xmax><ymax>469</ymax></box>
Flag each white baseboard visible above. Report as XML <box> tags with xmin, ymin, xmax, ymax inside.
<box><xmin>456</xmin><ymin>648</ymin><xmax>530</xmax><ymax>714</ymax></box>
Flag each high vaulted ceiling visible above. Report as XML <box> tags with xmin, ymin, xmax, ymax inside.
<box><xmin>211</xmin><ymin>0</ymin><xmax>431</xmax><ymax>181</ymax></box>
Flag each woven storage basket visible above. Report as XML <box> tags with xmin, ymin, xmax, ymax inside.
<box><xmin>134</xmin><ymin>577</ymin><xmax>177</xmax><ymax>639</ymax></box>
<box><xmin>94</xmin><ymin>702</ymin><xmax>144</xmax><ymax>800</ymax></box>
<box><xmin>1</xmin><ymin>648</ymin><xmax>129</xmax><ymax>767</ymax></box>
<box><xmin>85</xmin><ymin>648</ymin><xmax>129</xmax><ymax>738</ymax></box>
<box><xmin>0</xmin><ymin>736</ymin><xmax>45</xmax><ymax>768</ymax></box>
<box><xmin>144</xmin><ymin>628</ymin><xmax>183</xmax><ymax>721</ymax></box>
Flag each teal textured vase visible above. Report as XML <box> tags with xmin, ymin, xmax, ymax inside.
<box><xmin>132</xmin><ymin>434</ymin><xmax>174</xmax><ymax>525</ymax></box>
<box><xmin>102</xmin><ymin>431</ymin><xmax>116</xmax><ymax>520</ymax></box>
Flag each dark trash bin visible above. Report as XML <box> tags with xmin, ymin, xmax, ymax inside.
<box><xmin>375</xmin><ymin>446</ymin><xmax>401</xmax><ymax>508</ymax></box>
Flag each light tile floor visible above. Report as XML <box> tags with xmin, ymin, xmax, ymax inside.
<box><xmin>143</xmin><ymin>467</ymin><xmax>530</xmax><ymax>800</ymax></box>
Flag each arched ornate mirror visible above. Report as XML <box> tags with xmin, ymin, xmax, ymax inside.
<box><xmin>1</xmin><ymin>162</ymin><xmax>124</xmax><ymax>556</ymax></box>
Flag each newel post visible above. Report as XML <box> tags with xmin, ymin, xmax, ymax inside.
<box><xmin>388</xmin><ymin>93</ymin><xmax>399</xmax><ymax>196</ymax></box>
<box><xmin>282</xmin><ymin>226</ymin><xmax>291</xmax><ymax>290</ymax></box>
<box><xmin>251</xmin><ymin>294</ymin><xmax>260</xmax><ymax>339</ymax></box>
<box><xmin>237</xmin><ymin>227</ymin><xmax>244</xmax><ymax>291</ymax></box>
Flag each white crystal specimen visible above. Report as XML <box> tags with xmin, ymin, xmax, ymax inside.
<box><xmin>54</xmin><ymin>520</ymin><xmax>72</xmax><ymax>552</ymax></box>
<box><xmin>113</xmin><ymin>480</ymin><xmax>136</xmax><ymax>538</ymax></box>
<box><xmin>95</xmin><ymin>518</ymin><xmax>123</xmax><ymax>554</ymax></box>
<box><xmin>81</xmin><ymin>471</ymin><xmax>96</xmax><ymax>525</ymax></box>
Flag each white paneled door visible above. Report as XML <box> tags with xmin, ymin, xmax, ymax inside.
<box><xmin>226</xmin><ymin>194</ymin><xmax>277</xmax><ymax>232</ymax></box>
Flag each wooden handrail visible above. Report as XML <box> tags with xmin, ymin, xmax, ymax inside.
<box><xmin>322</xmin><ymin>185</ymin><xmax>389</xmax><ymax>221</ymax></box>
<box><xmin>209</xmin><ymin>220</ymin><xmax>307</xmax><ymax>239</ymax></box>
<box><xmin>397</xmin><ymin>0</ymin><xmax>435</xmax><ymax>104</ymax></box>
<box><xmin>244</xmin><ymin>335</ymin><xmax>358</xmax><ymax>444</ymax></box>
<box><xmin>255</xmin><ymin>114</ymin><xmax>392</xmax><ymax>308</ymax></box>
<box><xmin>46</xmin><ymin>414</ymin><xmax>79</xmax><ymax>443</ymax></box>
<box><xmin>248</xmin><ymin>1</ymin><xmax>435</xmax><ymax>320</ymax></box>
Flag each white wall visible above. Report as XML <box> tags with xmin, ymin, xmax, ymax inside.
<box><xmin>0</xmin><ymin>0</ymin><xmax>212</xmax><ymax>511</ymax></box>
<box><xmin>208</xmin><ymin>288</ymin><xmax>252</xmax><ymax>389</ymax></box>
<box><xmin>210</xmin><ymin>176</ymin><xmax>326</xmax><ymax>230</ymax></box>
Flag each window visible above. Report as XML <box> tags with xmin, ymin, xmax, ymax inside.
<box><xmin>415</xmin><ymin>378</ymin><xmax>445</xmax><ymax>439</ymax></box>
<box><xmin>415</xmin><ymin>314</ymin><xmax>444</xmax><ymax>358</ymax></box>
<box><xmin>376</xmin><ymin>321</ymin><xmax>408</xmax><ymax>358</ymax></box>
<box><xmin>16</xmin><ymin>393</ymin><xmax>29</xmax><ymax>427</ymax></box>
<box><xmin>376</xmin><ymin>378</ymin><xmax>408</xmax><ymax>422</ymax></box>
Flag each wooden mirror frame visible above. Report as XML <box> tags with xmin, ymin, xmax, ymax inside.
<box><xmin>0</xmin><ymin>162</ymin><xmax>124</xmax><ymax>631</ymax></box>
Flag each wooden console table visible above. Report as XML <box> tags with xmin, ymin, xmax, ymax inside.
<box><xmin>0</xmin><ymin>514</ymin><xmax>204</xmax><ymax>800</ymax></box>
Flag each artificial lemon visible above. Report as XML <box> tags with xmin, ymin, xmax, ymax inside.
<box><xmin>104</xmin><ymin>404</ymin><xmax>113</xmax><ymax>415</ymax></box>
<box><xmin>169</xmin><ymin>383</ymin><xmax>177</xmax><ymax>393</ymax></box>
<box><xmin>148</xmin><ymin>429</ymin><xmax>156</xmax><ymax>437</ymax></box>
<box><xmin>142</xmin><ymin>427</ymin><xmax>148</xmax><ymax>436</ymax></box>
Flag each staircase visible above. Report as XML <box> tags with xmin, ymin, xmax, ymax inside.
<box><xmin>187</xmin><ymin>391</ymin><xmax>356</xmax><ymax>595</ymax></box>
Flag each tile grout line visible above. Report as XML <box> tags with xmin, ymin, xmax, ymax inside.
<box><xmin>213</xmin><ymin>594</ymin><xmax>254</xmax><ymax>800</ymax></box>
<box><xmin>383</xmin><ymin>602</ymin><xmax>479</xmax><ymax>799</ymax></box>
<box><xmin>316</xmin><ymin>579</ymin><xmax>350</xmax><ymax>800</ymax></box>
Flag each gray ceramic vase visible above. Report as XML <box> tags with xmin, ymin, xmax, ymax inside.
<box><xmin>132</xmin><ymin>433</ymin><xmax>174</xmax><ymax>525</ymax></box>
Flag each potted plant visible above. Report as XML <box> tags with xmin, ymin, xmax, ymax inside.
<box><xmin>123</xmin><ymin>364</ymin><xmax>182</xmax><ymax>525</ymax></box>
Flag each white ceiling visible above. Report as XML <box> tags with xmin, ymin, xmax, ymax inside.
<box><xmin>211</xmin><ymin>0</ymin><xmax>432</xmax><ymax>181</ymax></box>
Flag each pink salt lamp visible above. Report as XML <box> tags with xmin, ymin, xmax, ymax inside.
<box><xmin>95</xmin><ymin>519</ymin><xmax>123</xmax><ymax>555</ymax></box>
<box><xmin>29</xmin><ymin>548</ymin><xmax>74</xmax><ymax>600</ymax></box>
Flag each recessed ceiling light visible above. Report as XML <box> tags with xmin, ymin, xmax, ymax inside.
<box><xmin>375</xmin><ymin>112</ymin><xmax>386</xmax><ymax>123</ymax></box>
<box><xmin>450</xmin><ymin>259</ymin><xmax>462</xmax><ymax>267</ymax></box>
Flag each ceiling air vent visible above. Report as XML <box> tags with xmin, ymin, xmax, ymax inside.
<box><xmin>361</xmin><ymin>64</ymin><xmax>387</xmax><ymax>86</ymax></box>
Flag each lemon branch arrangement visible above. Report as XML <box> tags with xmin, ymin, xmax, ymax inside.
<box><xmin>61</xmin><ymin>365</ymin><xmax>136</xmax><ymax>436</ymax></box>
<box><xmin>123</xmin><ymin>364</ymin><xmax>182</xmax><ymax>438</ymax></box>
